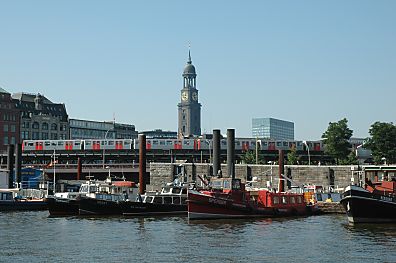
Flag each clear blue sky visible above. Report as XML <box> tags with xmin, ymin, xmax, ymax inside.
<box><xmin>1</xmin><ymin>1</ymin><xmax>395</xmax><ymax>140</ymax></box>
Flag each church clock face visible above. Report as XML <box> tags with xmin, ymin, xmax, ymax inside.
<box><xmin>192</xmin><ymin>91</ymin><xmax>198</xmax><ymax>101</ymax></box>
<box><xmin>181</xmin><ymin>91</ymin><xmax>188</xmax><ymax>101</ymax></box>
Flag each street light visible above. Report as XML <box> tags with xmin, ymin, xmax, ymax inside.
<box><xmin>102</xmin><ymin>128</ymin><xmax>113</xmax><ymax>169</ymax></box>
<box><xmin>303</xmin><ymin>141</ymin><xmax>311</xmax><ymax>165</ymax></box>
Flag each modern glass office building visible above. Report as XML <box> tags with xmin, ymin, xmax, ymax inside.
<box><xmin>252</xmin><ymin>118</ymin><xmax>294</xmax><ymax>140</ymax></box>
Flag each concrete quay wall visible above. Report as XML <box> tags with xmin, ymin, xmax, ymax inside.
<box><xmin>148</xmin><ymin>163</ymin><xmax>358</xmax><ymax>191</ymax></box>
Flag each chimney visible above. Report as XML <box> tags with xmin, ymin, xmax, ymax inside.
<box><xmin>278</xmin><ymin>150</ymin><xmax>285</xmax><ymax>192</ymax></box>
<box><xmin>212</xmin><ymin>129</ymin><xmax>221</xmax><ymax>177</ymax></box>
<box><xmin>7</xmin><ymin>144</ymin><xmax>15</xmax><ymax>188</ymax></box>
<box><xmin>227</xmin><ymin>129</ymin><xmax>235</xmax><ymax>180</ymax></box>
<box><xmin>139</xmin><ymin>134</ymin><xmax>147</xmax><ymax>195</ymax></box>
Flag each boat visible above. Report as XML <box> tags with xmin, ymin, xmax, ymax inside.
<box><xmin>46</xmin><ymin>179</ymin><xmax>117</xmax><ymax>216</ymax></box>
<box><xmin>340</xmin><ymin>166</ymin><xmax>396</xmax><ymax>223</ymax></box>
<box><xmin>188</xmin><ymin>177</ymin><xmax>311</xmax><ymax>220</ymax></box>
<box><xmin>0</xmin><ymin>188</ymin><xmax>47</xmax><ymax>211</ymax></box>
<box><xmin>120</xmin><ymin>183</ymin><xmax>188</xmax><ymax>216</ymax></box>
<box><xmin>78</xmin><ymin>180</ymin><xmax>139</xmax><ymax>216</ymax></box>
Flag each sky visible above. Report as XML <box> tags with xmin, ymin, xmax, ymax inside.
<box><xmin>1</xmin><ymin>1</ymin><xmax>395</xmax><ymax>140</ymax></box>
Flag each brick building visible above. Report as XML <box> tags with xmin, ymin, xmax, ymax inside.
<box><xmin>0</xmin><ymin>88</ymin><xmax>20</xmax><ymax>151</ymax></box>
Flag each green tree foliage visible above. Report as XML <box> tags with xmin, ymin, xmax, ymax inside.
<box><xmin>365</xmin><ymin>122</ymin><xmax>396</xmax><ymax>164</ymax></box>
<box><xmin>339</xmin><ymin>152</ymin><xmax>359</xmax><ymax>165</ymax></box>
<box><xmin>322</xmin><ymin>118</ymin><xmax>353</xmax><ymax>164</ymax></box>
<box><xmin>287</xmin><ymin>144</ymin><xmax>298</xmax><ymax>165</ymax></box>
<box><xmin>241</xmin><ymin>150</ymin><xmax>256</xmax><ymax>164</ymax></box>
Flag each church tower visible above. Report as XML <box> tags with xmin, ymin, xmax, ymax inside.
<box><xmin>178</xmin><ymin>50</ymin><xmax>201</xmax><ymax>138</ymax></box>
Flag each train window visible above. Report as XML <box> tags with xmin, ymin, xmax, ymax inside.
<box><xmin>85</xmin><ymin>141</ymin><xmax>91</xmax><ymax>146</ymax></box>
<box><xmin>58</xmin><ymin>142</ymin><xmax>64</xmax><ymax>146</ymax></box>
<box><xmin>166</xmin><ymin>141</ymin><xmax>173</xmax><ymax>145</ymax></box>
<box><xmin>75</xmin><ymin>141</ymin><xmax>80</xmax><ymax>145</ymax></box>
<box><xmin>262</xmin><ymin>142</ymin><xmax>268</xmax><ymax>146</ymax></box>
<box><xmin>236</xmin><ymin>141</ymin><xmax>241</xmax><ymax>146</ymax></box>
<box><xmin>160</xmin><ymin>141</ymin><xmax>165</xmax><ymax>145</ymax></box>
<box><xmin>283</xmin><ymin>142</ymin><xmax>288</xmax><ymax>146</ymax></box>
<box><xmin>153</xmin><ymin>140</ymin><xmax>158</xmax><ymax>145</ymax></box>
<box><xmin>45</xmin><ymin>142</ymin><xmax>50</xmax><ymax>146</ymax></box>
<box><xmin>51</xmin><ymin>142</ymin><xmax>56</xmax><ymax>146</ymax></box>
<box><xmin>276</xmin><ymin>142</ymin><xmax>281</xmax><ymax>146</ymax></box>
<box><xmin>124</xmin><ymin>141</ymin><xmax>130</xmax><ymax>145</ymax></box>
<box><xmin>28</xmin><ymin>142</ymin><xmax>33</xmax><ymax>146</ymax></box>
<box><xmin>184</xmin><ymin>141</ymin><xmax>190</xmax><ymax>145</ymax></box>
<box><xmin>101</xmin><ymin>141</ymin><xmax>106</xmax><ymax>146</ymax></box>
<box><xmin>108</xmin><ymin>141</ymin><xmax>114</xmax><ymax>145</ymax></box>
<box><xmin>221</xmin><ymin>141</ymin><xmax>227</xmax><ymax>145</ymax></box>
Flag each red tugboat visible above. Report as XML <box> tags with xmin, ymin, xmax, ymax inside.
<box><xmin>188</xmin><ymin>129</ymin><xmax>314</xmax><ymax>220</ymax></box>
<box><xmin>188</xmin><ymin>178</ymin><xmax>308</xmax><ymax>219</ymax></box>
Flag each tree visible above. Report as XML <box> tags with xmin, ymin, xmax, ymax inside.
<box><xmin>322</xmin><ymin>118</ymin><xmax>353</xmax><ymax>164</ymax></box>
<box><xmin>339</xmin><ymin>152</ymin><xmax>359</xmax><ymax>165</ymax></box>
<box><xmin>365</xmin><ymin>122</ymin><xmax>396</xmax><ymax>164</ymax></box>
<box><xmin>287</xmin><ymin>144</ymin><xmax>298</xmax><ymax>165</ymax></box>
<box><xmin>240</xmin><ymin>150</ymin><xmax>256</xmax><ymax>164</ymax></box>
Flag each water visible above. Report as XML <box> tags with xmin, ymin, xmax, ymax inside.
<box><xmin>0</xmin><ymin>212</ymin><xmax>395</xmax><ymax>263</ymax></box>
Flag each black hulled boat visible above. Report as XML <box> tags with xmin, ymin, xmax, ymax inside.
<box><xmin>340</xmin><ymin>166</ymin><xmax>396</xmax><ymax>223</ymax></box>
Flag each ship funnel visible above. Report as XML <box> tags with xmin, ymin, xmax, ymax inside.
<box><xmin>15</xmin><ymin>143</ymin><xmax>22</xmax><ymax>187</ymax></box>
<box><xmin>278</xmin><ymin>150</ymin><xmax>285</xmax><ymax>192</ymax></box>
<box><xmin>7</xmin><ymin>144</ymin><xmax>14</xmax><ymax>189</ymax></box>
<box><xmin>227</xmin><ymin>129</ymin><xmax>235</xmax><ymax>180</ymax></box>
<box><xmin>139</xmin><ymin>134</ymin><xmax>147</xmax><ymax>195</ymax></box>
<box><xmin>213</xmin><ymin>129</ymin><xmax>221</xmax><ymax>177</ymax></box>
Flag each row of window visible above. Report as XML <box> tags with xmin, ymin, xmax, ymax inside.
<box><xmin>3</xmin><ymin>124</ymin><xmax>16</xmax><ymax>132</ymax></box>
<box><xmin>2</xmin><ymin>136</ymin><xmax>16</xmax><ymax>146</ymax></box>
<box><xmin>2</xmin><ymin>113</ymin><xmax>17</xmax><ymax>121</ymax></box>
<box><xmin>21</xmin><ymin>131</ymin><xmax>66</xmax><ymax>140</ymax></box>
<box><xmin>21</xmin><ymin>122</ymin><xmax>67</xmax><ymax>131</ymax></box>
<box><xmin>273</xmin><ymin>195</ymin><xmax>303</xmax><ymax>205</ymax></box>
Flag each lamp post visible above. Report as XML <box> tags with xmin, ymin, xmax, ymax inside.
<box><xmin>102</xmin><ymin>128</ymin><xmax>113</xmax><ymax>169</ymax></box>
<box><xmin>303</xmin><ymin>141</ymin><xmax>311</xmax><ymax>165</ymax></box>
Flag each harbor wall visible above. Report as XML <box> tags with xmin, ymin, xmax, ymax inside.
<box><xmin>149</xmin><ymin>163</ymin><xmax>358</xmax><ymax>191</ymax></box>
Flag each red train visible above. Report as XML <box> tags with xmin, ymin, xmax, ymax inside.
<box><xmin>22</xmin><ymin>138</ymin><xmax>323</xmax><ymax>152</ymax></box>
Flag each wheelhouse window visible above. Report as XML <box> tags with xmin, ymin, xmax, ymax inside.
<box><xmin>297</xmin><ymin>196</ymin><xmax>302</xmax><ymax>203</ymax></box>
<box><xmin>282</xmin><ymin>196</ymin><xmax>288</xmax><ymax>204</ymax></box>
<box><xmin>273</xmin><ymin>196</ymin><xmax>279</xmax><ymax>204</ymax></box>
<box><xmin>164</xmin><ymin>197</ymin><xmax>172</xmax><ymax>204</ymax></box>
<box><xmin>171</xmin><ymin>188</ymin><xmax>181</xmax><ymax>194</ymax></box>
<box><xmin>173</xmin><ymin>197</ymin><xmax>181</xmax><ymax>205</ymax></box>
<box><xmin>290</xmin><ymin>196</ymin><xmax>296</xmax><ymax>204</ymax></box>
<box><xmin>153</xmin><ymin>196</ymin><xmax>162</xmax><ymax>204</ymax></box>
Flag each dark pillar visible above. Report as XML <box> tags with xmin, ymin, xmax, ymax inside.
<box><xmin>7</xmin><ymin>144</ymin><xmax>15</xmax><ymax>188</ymax></box>
<box><xmin>278</xmin><ymin>150</ymin><xmax>285</xmax><ymax>192</ymax></box>
<box><xmin>15</xmin><ymin>143</ymin><xmax>22</xmax><ymax>186</ymax></box>
<box><xmin>227</xmin><ymin>129</ymin><xmax>235</xmax><ymax>180</ymax></box>
<box><xmin>139</xmin><ymin>134</ymin><xmax>147</xmax><ymax>195</ymax></box>
<box><xmin>77</xmin><ymin>157</ymin><xmax>82</xmax><ymax>181</ymax></box>
<box><xmin>213</xmin><ymin>129</ymin><xmax>221</xmax><ymax>177</ymax></box>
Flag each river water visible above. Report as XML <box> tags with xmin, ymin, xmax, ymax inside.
<box><xmin>0</xmin><ymin>212</ymin><xmax>395</xmax><ymax>263</ymax></box>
